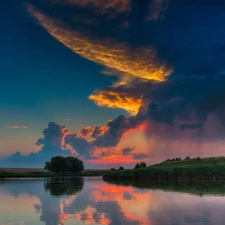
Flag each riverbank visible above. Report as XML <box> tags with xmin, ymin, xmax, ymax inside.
<box><xmin>103</xmin><ymin>157</ymin><xmax>225</xmax><ymax>182</ymax></box>
<box><xmin>0</xmin><ymin>168</ymin><xmax>109</xmax><ymax>178</ymax></box>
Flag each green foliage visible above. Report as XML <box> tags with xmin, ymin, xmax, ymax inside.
<box><xmin>103</xmin><ymin>156</ymin><xmax>225</xmax><ymax>182</ymax></box>
<box><xmin>44</xmin><ymin>156</ymin><xmax>84</xmax><ymax>174</ymax></box>
<box><xmin>119</xmin><ymin>166</ymin><xmax>124</xmax><ymax>170</ymax></box>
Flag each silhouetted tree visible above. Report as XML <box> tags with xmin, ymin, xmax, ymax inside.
<box><xmin>134</xmin><ymin>163</ymin><xmax>141</xmax><ymax>169</ymax></box>
<box><xmin>67</xmin><ymin>156</ymin><xmax>84</xmax><ymax>173</ymax></box>
<box><xmin>184</xmin><ymin>156</ymin><xmax>190</xmax><ymax>161</ymax></box>
<box><xmin>44</xmin><ymin>156</ymin><xmax>84</xmax><ymax>174</ymax></box>
<box><xmin>140</xmin><ymin>161</ymin><xmax>147</xmax><ymax>168</ymax></box>
<box><xmin>119</xmin><ymin>166</ymin><xmax>124</xmax><ymax>170</ymax></box>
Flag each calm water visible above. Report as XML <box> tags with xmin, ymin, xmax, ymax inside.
<box><xmin>1</xmin><ymin>177</ymin><xmax>225</xmax><ymax>225</ymax></box>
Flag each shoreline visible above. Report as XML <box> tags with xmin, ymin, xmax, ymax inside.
<box><xmin>0</xmin><ymin>168</ymin><xmax>109</xmax><ymax>178</ymax></box>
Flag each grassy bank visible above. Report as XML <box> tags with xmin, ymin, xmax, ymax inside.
<box><xmin>103</xmin><ymin>157</ymin><xmax>225</xmax><ymax>182</ymax></box>
<box><xmin>0</xmin><ymin>168</ymin><xmax>109</xmax><ymax>178</ymax></box>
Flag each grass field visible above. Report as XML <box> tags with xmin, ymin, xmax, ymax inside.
<box><xmin>103</xmin><ymin>156</ymin><xmax>225</xmax><ymax>182</ymax></box>
<box><xmin>0</xmin><ymin>168</ymin><xmax>47</xmax><ymax>174</ymax></box>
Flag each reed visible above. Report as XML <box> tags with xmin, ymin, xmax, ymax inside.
<box><xmin>103</xmin><ymin>157</ymin><xmax>225</xmax><ymax>182</ymax></box>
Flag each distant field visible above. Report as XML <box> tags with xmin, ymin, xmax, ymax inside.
<box><xmin>0</xmin><ymin>168</ymin><xmax>47</xmax><ymax>174</ymax></box>
<box><xmin>0</xmin><ymin>168</ymin><xmax>110</xmax><ymax>175</ymax></box>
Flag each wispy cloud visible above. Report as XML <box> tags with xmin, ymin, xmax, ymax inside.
<box><xmin>6</xmin><ymin>126</ymin><xmax>28</xmax><ymax>129</ymax></box>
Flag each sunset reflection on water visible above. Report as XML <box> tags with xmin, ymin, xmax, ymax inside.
<box><xmin>1</xmin><ymin>177</ymin><xmax>225</xmax><ymax>225</ymax></box>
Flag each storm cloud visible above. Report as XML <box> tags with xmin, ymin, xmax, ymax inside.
<box><xmin>5</xmin><ymin>0</ymin><xmax>225</xmax><ymax>167</ymax></box>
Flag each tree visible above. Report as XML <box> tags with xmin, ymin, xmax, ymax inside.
<box><xmin>44</xmin><ymin>156</ymin><xmax>84</xmax><ymax>174</ymax></box>
<box><xmin>67</xmin><ymin>156</ymin><xmax>84</xmax><ymax>173</ymax></box>
<box><xmin>134</xmin><ymin>163</ymin><xmax>140</xmax><ymax>169</ymax></box>
<box><xmin>140</xmin><ymin>161</ymin><xmax>147</xmax><ymax>168</ymax></box>
<box><xmin>119</xmin><ymin>166</ymin><xmax>124</xmax><ymax>170</ymax></box>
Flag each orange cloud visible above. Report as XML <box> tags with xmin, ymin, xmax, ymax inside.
<box><xmin>88</xmin><ymin>155</ymin><xmax>136</xmax><ymax>165</ymax></box>
<box><xmin>27</xmin><ymin>5</ymin><xmax>172</xmax><ymax>83</ymax></box>
<box><xmin>89</xmin><ymin>90</ymin><xmax>142</xmax><ymax>115</ymax></box>
<box><xmin>6</xmin><ymin>126</ymin><xmax>28</xmax><ymax>129</ymax></box>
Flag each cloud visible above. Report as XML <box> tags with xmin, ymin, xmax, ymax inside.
<box><xmin>64</xmin><ymin>134</ymin><xmax>94</xmax><ymax>159</ymax></box>
<box><xmin>122</xmin><ymin>147</ymin><xmax>134</xmax><ymax>156</ymax></box>
<box><xmin>7</xmin><ymin>122</ymin><xmax>72</xmax><ymax>167</ymax></box>
<box><xmin>6</xmin><ymin>126</ymin><xmax>28</xmax><ymax>129</ymax></box>
<box><xmin>79</xmin><ymin>126</ymin><xmax>91</xmax><ymax>137</ymax></box>
<box><xmin>93</xmin><ymin>115</ymin><xmax>142</xmax><ymax>148</ymax></box>
<box><xmin>20</xmin><ymin>0</ymin><xmax>225</xmax><ymax>165</ymax></box>
<box><xmin>147</xmin><ymin>0</ymin><xmax>169</xmax><ymax>20</ymax></box>
<box><xmin>179</xmin><ymin>123</ymin><xmax>203</xmax><ymax>131</ymax></box>
<box><xmin>133</xmin><ymin>153</ymin><xmax>149</xmax><ymax>160</ymax></box>
<box><xmin>91</xmin><ymin>125</ymin><xmax>108</xmax><ymax>139</ymax></box>
<box><xmin>37</xmin><ymin>122</ymin><xmax>69</xmax><ymax>150</ymax></box>
<box><xmin>52</xmin><ymin>0</ymin><xmax>132</xmax><ymax>17</ymax></box>
<box><xmin>88</xmin><ymin>82</ymin><xmax>145</xmax><ymax>115</ymax></box>
<box><xmin>27</xmin><ymin>4</ymin><xmax>172</xmax><ymax>84</ymax></box>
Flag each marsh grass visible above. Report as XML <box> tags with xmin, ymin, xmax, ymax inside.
<box><xmin>103</xmin><ymin>157</ymin><xmax>225</xmax><ymax>182</ymax></box>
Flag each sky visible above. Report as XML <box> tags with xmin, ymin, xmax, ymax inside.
<box><xmin>1</xmin><ymin>0</ymin><xmax>225</xmax><ymax>168</ymax></box>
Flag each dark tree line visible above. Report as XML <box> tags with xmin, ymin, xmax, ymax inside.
<box><xmin>134</xmin><ymin>161</ymin><xmax>147</xmax><ymax>169</ymax></box>
<box><xmin>44</xmin><ymin>156</ymin><xmax>84</xmax><ymax>174</ymax></box>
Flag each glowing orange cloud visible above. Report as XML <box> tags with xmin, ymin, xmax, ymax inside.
<box><xmin>27</xmin><ymin>5</ymin><xmax>172</xmax><ymax>83</ymax></box>
<box><xmin>6</xmin><ymin>126</ymin><xmax>28</xmax><ymax>129</ymax></box>
<box><xmin>89</xmin><ymin>90</ymin><xmax>142</xmax><ymax>115</ymax></box>
<box><xmin>88</xmin><ymin>155</ymin><xmax>136</xmax><ymax>165</ymax></box>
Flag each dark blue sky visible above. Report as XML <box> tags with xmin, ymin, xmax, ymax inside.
<box><xmin>1</xmin><ymin>0</ymin><xmax>225</xmax><ymax>168</ymax></box>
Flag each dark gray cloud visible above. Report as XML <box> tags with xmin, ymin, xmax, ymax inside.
<box><xmin>93</xmin><ymin>115</ymin><xmax>139</xmax><ymax>148</ymax></box>
<box><xmin>64</xmin><ymin>134</ymin><xmax>94</xmax><ymax>159</ymax></box>
<box><xmin>122</xmin><ymin>147</ymin><xmax>134</xmax><ymax>156</ymax></box>
<box><xmin>133</xmin><ymin>153</ymin><xmax>149</xmax><ymax>160</ymax></box>
<box><xmin>80</xmin><ymin>127</ymin><xmax>91</xmax><ymax>137</ymax></box>
<box><xmin>179</xmin><ymin>123</ymin><xmax>203</xmax><ymax>131</ymax></box>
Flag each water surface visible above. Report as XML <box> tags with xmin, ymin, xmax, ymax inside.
<box><xmin>1</xmin><ymin>177</ymin><xmax>225</xmax><ymax>225</ymax></box>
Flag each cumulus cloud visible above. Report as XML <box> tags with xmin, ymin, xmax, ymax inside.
<box><xmin>7</xmin><ymin>122</ymin><xmax>72</xmax><ymax>167</ymax></box>
<box><xmin>64</xmin><ymin>134</ymin><xmax>94</xmax><ymax>159</ymax></box>
<box><xmin>93</xmin><ymin>115</ymin><xmax>142</xmax><ymax>148</ymax></box>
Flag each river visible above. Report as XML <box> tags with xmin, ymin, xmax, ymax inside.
<box><xmin>0</xmin><ymin>177</ymin><xmax>225</xmax><ymax>225</ymax></box>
